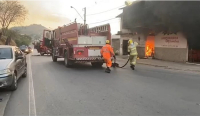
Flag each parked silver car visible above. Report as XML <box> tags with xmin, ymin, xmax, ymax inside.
<box><xmin>0</xmin><ymin>45</ymin><xmax>27</xmax><ymax>91</ymax></box>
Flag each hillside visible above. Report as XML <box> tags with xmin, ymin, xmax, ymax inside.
<box><xmin>10</xmin><ymin>24</ymin><xmax>48</xmax><ymax>40</ymax></box>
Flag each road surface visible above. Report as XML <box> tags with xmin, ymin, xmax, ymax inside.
<box><xmin>1</xmin><ymin>50</ymin><xmax>200</xmax><ymax>116</ymax></box>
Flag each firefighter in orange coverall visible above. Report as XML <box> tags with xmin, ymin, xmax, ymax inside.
<box><xmin>100</xmin><ymin>40</ymin><xmax>115</xmax><ymax>73</ymax></box>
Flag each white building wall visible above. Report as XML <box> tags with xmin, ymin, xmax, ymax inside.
<box><xmin>111</xmin><ymin>35</ymin><xmax>122</xmax><ymax>55</ymax></box>
<box><xmin>154</xmin><ymin>32</ymin><xmax>188</xmax><ymax>62</ymax></box>
<box><xmin>155</xmin><ymin>32</ymin><xmax>187</xmax><ymax>48</ymax></box>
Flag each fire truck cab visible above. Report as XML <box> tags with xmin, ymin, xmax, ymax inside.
<box><xmin>36</xmin><ymin>30</ymin><xmax>52</xmax><ymax>56</ymax></box>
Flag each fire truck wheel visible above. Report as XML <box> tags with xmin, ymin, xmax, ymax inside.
<box><xmin>91</xmin><ymin>62</ymin><xmax>103</xmax><ymax>68</ymax></box>
<box><xmin>64</xmin><ymin>51</ymin><xmax>73</xmax><ymax>68</ymax></box>
<box><xmin>40</xmin><ymin>53</ymin><xmax>44</xmax><ymax>56</ymax></box>
<box><xmin>52</xmin><ymin>52</ymin><xmax>57</xmax><ymax>62</ymax></box>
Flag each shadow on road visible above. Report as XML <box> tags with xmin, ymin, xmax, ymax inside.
<box><xmin>56</xmin><ymin>61</ymin><xmax>106</xmax><ymax>71</ymax></box>
<box><xmin>0</xmin><ymin>89</ymin><xmax>7</xmax><ymax>92</ymax></box>
<box><xmin>31</xmin><ymin>55</ymin><xmax>51</xmax><ymax>57</ymax></box>
<box><xmin>31</xmin><ymin>54</ymin><xmax>41</xmax><ymax>56</ymax></box>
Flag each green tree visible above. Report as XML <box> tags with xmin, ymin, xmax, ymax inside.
<box><xmin>15</xmin><ymin>34</ymin><xmax>32</xmax><ymax>46</ymax></box>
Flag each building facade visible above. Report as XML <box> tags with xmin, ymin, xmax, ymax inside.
<box><xmin>116</xmin><ymin>12</ymin><xmax>188</xmax><ymax>62</ymax></box>
<box><xmin>116</xmin><ymin>13</ymin><xmax>146</xmax><ymax>58</ymax></box>
<box><xmin>154</xmin><ymin>32</ymin><xmax>188</xmax><ymax>62</ymax></box>
<box><xmin>111</xmin><ymin>35</ymin><xmax>122</xmax><ymax>55</ymax></box>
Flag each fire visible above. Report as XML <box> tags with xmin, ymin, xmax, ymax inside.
<box><xmin>145</xmin><ymin>45</ymin><xmax>153</xmax><ymax>57</ymax></box>
<box><xmin>145</xmin><ymin>36</ymin><xmax>155</xmax><ymax>57</ymax></box>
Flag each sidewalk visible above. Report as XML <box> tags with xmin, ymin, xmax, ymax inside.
<box><xmin>116</xmin><ymin>55</ymin><xmax>200</xmax><ymax>73</ymax></box>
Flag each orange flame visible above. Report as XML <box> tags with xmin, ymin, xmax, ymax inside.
<box><xmin>145</xmin><ymin>45</ymin><xmax>153</xmax><ymax>57</ymax></box>
<box><xmin>145</xmin><ymin>36</ymin><xmax>155</xmax><ymax>57</ymax></box>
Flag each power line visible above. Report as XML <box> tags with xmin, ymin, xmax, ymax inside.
<box><xmin>87</xmin><ymin>5</ymin><xmax>125</xmax><ymax>16</ymax></box>
<box><xmin>86</xmin><ymin>1</ymin><xmax>98</xmax><ymax>9</ymax></box>
<box><xmin>88</xmin><ymin>18</ymin><xmax>118</xmax><ymax>24</ymax></box>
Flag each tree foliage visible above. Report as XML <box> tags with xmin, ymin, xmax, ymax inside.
<box><xmin>15</xmin><ymin>34</ymin><xmax>32</xmax><ymax>46</ymax></box>
<box><xmin>0</xmin><ymin>29</ymin><xmax>32</xmax><ymax>46</ymax></box>
<box><xmin>123</xmin><ymin>1</ymin><xmax>200</xmax><ymax>49</ymax></box>
<box><xmin>0</xmin><ymin>0</ymin><xmax>27</xmax><ymax>35</ymax></box>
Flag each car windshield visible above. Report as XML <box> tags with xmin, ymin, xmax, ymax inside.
<box><xmin>20</xmin><ymin>46</ymin><xmax>27</xmax><ymax>49</ymax></box>
<box><xmin>0</xmin><ymin>48</ymin><xmax>13</xmax><ymax>59</ymax></box>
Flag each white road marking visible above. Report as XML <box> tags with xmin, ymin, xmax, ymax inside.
<box><xmin>28</xmin><ymin>54</ymin><xmax>37</xmax><ymax>116</ymax></box>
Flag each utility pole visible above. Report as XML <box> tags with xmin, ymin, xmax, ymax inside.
<box><xmin>83</xmin><ymin>7</ymin><xmax>87</xmax><ymax>35</ymax></box>
<box><xmin>84</xmin><ymin>7</ymin><xmax>86</xmax><ymax>25</ymax></box>
<box><xmin>71</xmin><ymin>6</ymin><xmax>87</xmax><ymax>34</ymax></box>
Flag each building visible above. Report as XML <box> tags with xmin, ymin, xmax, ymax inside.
<box><xmin>111</xmin><ymin>35</ymin><xmax>122</xmax><ymax>55</ymax></box>
<box><xmin>116</xmin><ymin>13</ymin><xmax>146</xmax><ymax>58</ymax></box>
<box><xmin>116</xmin><ymin>4</ymin><xmax>189</xmax><ymax>62</ymax></box>
<box><xmin>149</xmin><ymin>32</ymin><xmax>188</xmax><ymax>62</ymax></box>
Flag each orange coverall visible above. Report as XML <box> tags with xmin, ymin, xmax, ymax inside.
<box><xmin>100</xmin><ymin>44</ymin><xmax>115</xmax><ymax>68</ymax></box>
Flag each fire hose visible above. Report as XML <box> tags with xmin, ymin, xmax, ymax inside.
<box><xmin>112</xmin><ymin>56</ymin><xmax>130</xmax><ymax>68</ymax></box>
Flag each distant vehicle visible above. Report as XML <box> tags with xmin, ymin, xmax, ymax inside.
<box><xmin>28</xmin><ymin>46</ymin><xmax>33</xmax><ymax>53</ymax></box>
<box><xmin>0</xmin><ymin>45</ymin><xmax>27</xmax><ymax>91</ymax></box>
<box><xmin>19</xmin><ymin>45</ymin><xmax>29</xmax><ymax>54</ymax></box>
<box><xmin>33</xmin><ymin>30</ymin><xmax>52</xmax><ymax>56</ymax></box>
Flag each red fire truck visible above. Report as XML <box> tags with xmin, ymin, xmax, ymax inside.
<box><xmin>49</xmin><ymin>23</ymin><xmax>111</xmax><ymax>67</ymax></box>
<box><xmin>34</xmin><ymin>30</ymin><xmax>52</xmax><ymax>56</ymax></box>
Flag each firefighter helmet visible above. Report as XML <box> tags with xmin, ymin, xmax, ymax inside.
<box><xmin>128</xmin><ymin>39</ymin><xmax>133</xmax><ymax>44</ymax></box>
<box><xmin>106</xmin><ymin>40</ymin><xmax>110</xmax><ymax>44</ymax></box>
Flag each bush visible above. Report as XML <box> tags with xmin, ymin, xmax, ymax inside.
<box><xmin>15</xmin><ymin>35</ymin><xmax>32</xmax><ymax>46</ymax></box>
<box><xmin>0</xmin><ymin>35</ymin><xmax>16</xmax><ymax>46</ymax></box>
<box><xmin>0</xmin><ymin>30</ymin><xmax>32</xmax><ymax>46</ymax></box>
<box><xmin>0</xmin><ymin>38</ymin><xmax>16</xmax><ymax>46</ymax></box>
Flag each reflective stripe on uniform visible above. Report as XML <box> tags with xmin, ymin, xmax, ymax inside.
<box><xmin>128</xmin><ymin>43</ymin><xmax>138</xmax><ymax>55</ymax></box>
<box><xmin>102</xmin><ymin>47</ymin><xmax>111</xmax><ymax>53</ymax></box>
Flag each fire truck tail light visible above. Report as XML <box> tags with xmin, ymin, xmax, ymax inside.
<box><xmin>78</xmin><ymin>52</ymin><xmax>82</xmax><ymax>55</ymax></box>
<box><xmin>76</xmin><ymin>49</ymin><xmax>84</xmax><ymax>55</ymax></box>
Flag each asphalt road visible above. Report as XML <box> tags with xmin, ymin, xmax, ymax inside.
<box><xmin>1</xmin><ymin>50</ymin><xmax>200</xmax><ymax>116</ymax></box>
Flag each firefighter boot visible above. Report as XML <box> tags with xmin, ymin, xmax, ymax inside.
<box><xmin>130</xmin><ymin>65</ymin><xmax>135</xmax><ymax>70</ymax></box>
<box><xmin>105</xmin><ymin>67</ymin><xmax>111</xmax><ymax>73</ymax></box>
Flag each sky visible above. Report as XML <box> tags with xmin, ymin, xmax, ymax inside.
<box><xmin>16</xmin><ymin>0</ymin><xmax>134</xmax><ymax>34</ymax></box>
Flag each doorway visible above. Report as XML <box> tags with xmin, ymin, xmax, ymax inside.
<box><xmin>123</xmin><ymin>40</ymin><xmax>128</xmax><ymax>55</ymax></box>
<box><xmin>145</xmin><ymin>36</ymin><xmax>155</xmax><ymax>57</ymax></box>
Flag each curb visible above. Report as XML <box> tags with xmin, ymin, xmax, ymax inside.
<box><xmin>138</xmin><ymin>63</ymin><xmax>200</xmax><ymax>72</ymax></box>
<box><xmin>137</xmin><ymin>62</ymin><xmax>167</xmax><ymax>68</ymax></box>
<box><xmin>186</xmin><ymin>62</ymin><xmax>200</xmax><ymax>66</ymax></box>
<box><xmin>0</xmin><ymin>92</ymin><xmax>11</xmax><ymax>116</ymax></box>
<box><xmin>116</xmin><ymin>57</ymin><xmax>200</xmax><ymax>72</ymax></box>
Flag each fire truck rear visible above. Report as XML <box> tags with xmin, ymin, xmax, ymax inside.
<box><xmin>51</xmin><ymin>23</ymin><xmax>111</xmax><ymax>67</ymax></box>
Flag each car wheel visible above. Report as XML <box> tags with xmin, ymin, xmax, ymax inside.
<box><xmin>52</xmin><ymin>51</ymin><xmax>57</xmax><ymax>62</ymax></box>
<box><xmin>22</xmin><ymin>64</ymin><xmax>27</xmax><ymax>78</ymax></box>
<box><xmin>10</xmin><ymin>73</ymin><xmax>17</xmax><ymax>91</ymax></box>
<box><xmin>40</xmin><ymin>53</ymin><xmax>44</xmax><ymax>56</ymax></box>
